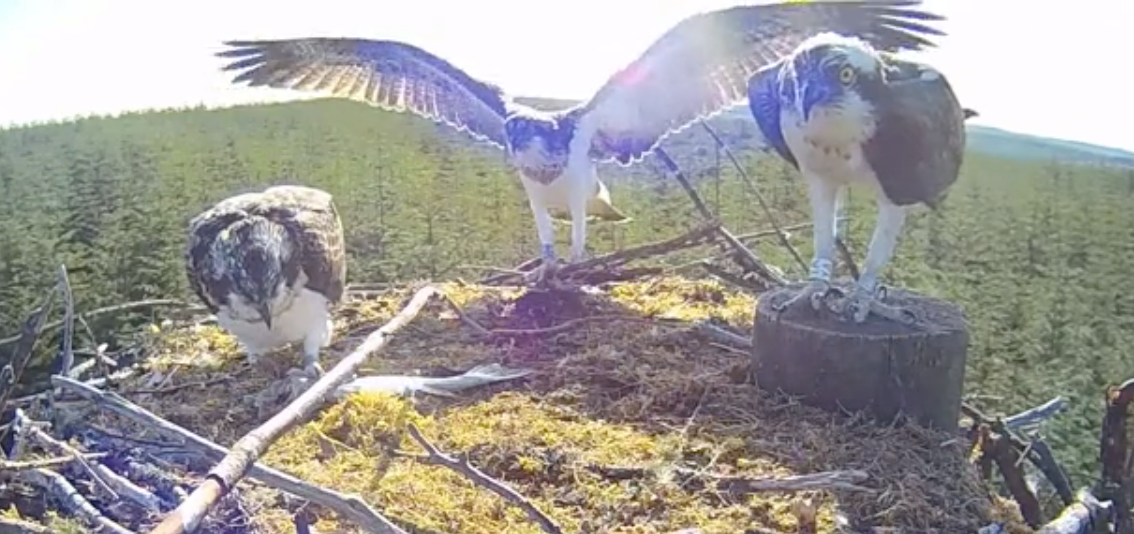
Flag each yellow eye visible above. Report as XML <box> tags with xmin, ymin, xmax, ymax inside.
<box><xmin>838</xmin><ymin>66</ymin><xmax>856</xmax><ymax>85</ymax></box>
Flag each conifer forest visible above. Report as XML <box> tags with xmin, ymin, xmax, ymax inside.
<box><xmin>1</xmin><ymin>95</ymin><xmax>1133</xmax><ymax>501</ymax></box>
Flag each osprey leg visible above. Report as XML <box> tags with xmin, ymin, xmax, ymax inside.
<box><xmin>524</xmin><ymin>189</ymin><xmax>559</xmax><ymax>284</ymax></box>
<box><xmin>772</xmin><ymin>178</ymin><xmax>840</xmax><ymax>313</ymax></box>
<box><xmin>836</xmin><ymin>198</ymin><xmax>916</xmax><ymax>325</ymax></box>
<box><xmin>566</xmin><ymin>163</ymin><xmax>594</xmax><ymax>264</ymax></box>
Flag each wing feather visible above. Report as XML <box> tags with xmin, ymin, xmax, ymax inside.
<box><xmin>861</xmin><ymin>55</ymin><xmax>966</xmax><ymax>207</ymax></box>
<box><xmin>582</xmin><ymin>0</ymin><xmax>947</xmax><ymax>165</ymax></box>
<box><xmin>217</xmin><ymin>38</ymin><xmax>511</xmax><ymax>148</ymax></box>
<box><xmin>185</xmin><ymin>208</ymin><xmax>245</xmax><ymax>313</ymax></box>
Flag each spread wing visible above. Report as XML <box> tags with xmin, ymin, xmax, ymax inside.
<box><xmin>260</xmin><ymin>186</ymin><xmax>348</xmax><ymax>305</ymax></box>
<box><xmin>217</xmin><ymin>38</ymin><xmax>512</xmax><ymax>149</ymax></box>
<box><xmin>581</xmin><ymin>0</ymin><xmax>946</xmax><ymax>165</ymax></box>
<box><xmin>861</xmin><ymin>55</ymin><xmax>966</xmax><ymax>208</ymax></box>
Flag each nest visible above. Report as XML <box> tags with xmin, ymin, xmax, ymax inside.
<box><xmin>8</xmin><ymin>276</ymin><xmax>1031</xmax><ymax>534</ymax></box>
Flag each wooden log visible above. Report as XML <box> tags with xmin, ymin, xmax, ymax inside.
<box><xmin>752</xmin><ymin>283</ymin><xmax>970</xmax><ymax>432</ymax></box>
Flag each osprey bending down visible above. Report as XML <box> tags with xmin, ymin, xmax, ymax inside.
<box><xmin>185</xmin><ymin>185</ymin><xmax>347</xmax><ymax>379</ymax></box>
<box><xmin>746</xmin><ymin>32</ymin><xmax>975</xmax><ymax>324</ymax></box>
<box><xmin>215</xmin><ymin>0</ymin><xmax>945</xmax><ymax>282</ymax></box>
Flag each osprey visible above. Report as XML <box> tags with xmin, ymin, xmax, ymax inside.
<box><xmin>746</xmin><ymin>32</ymin><xmax>975</xmax><ymax>324</ymax></box>
<box><xmin>215</xmin><ymin>0</ymin><xmax>945</xmax><ymax>282</ymax></box>
<box><xmin>185</xmin><ymin>185</ymin><xmax>347</xmax><ymax>379</ymax></box>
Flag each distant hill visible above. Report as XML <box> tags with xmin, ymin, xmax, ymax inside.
<box><xmin>517</xmin><ymin>96</ymin><xmax>1134</xmax><ymax>169</ymax></box>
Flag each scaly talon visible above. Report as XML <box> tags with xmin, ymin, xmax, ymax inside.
<box><xmin>771</xmin><ymin>279</ymin><xmax>834</xmax><ymax>313</ymax></box>
<box><xmin>836</xmin><ymin>284</ymin><xmax>920</xmax><ymax>327</ymax></box>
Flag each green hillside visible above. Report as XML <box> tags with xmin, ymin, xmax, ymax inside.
<box><xmin>0</xmin><ymin>96</ymin><xmax>1131</xmax><ymax>507</ymax></box>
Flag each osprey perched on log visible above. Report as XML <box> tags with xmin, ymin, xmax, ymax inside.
<box><xmin>185</xmin><ymin>185</ymin><xmax>347</xmax><ymax>378</ymax></box>
<box><xmin>746</xmin><ymin>32</ymin><xmax>976</xmax><ymax>324</ymax></box>
<box><xmin>215</xmin><ymin>0</ymin><xmax>945</xmax><ymax>282</ymax></box>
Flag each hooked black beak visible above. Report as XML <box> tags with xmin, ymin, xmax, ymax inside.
<box><xmin>800</xmin><ymin>83</ymin><xmax>830</xmax><ymax>121</ymax></box>
<box><xmin>257</xmin><ymin>303</ymin><xmax>273</xmax><ymax>329</ymax></box>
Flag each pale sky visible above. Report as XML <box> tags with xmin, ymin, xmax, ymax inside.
<box><xmin>0</xmin><ymin>0</ymin><xmax>1130</xmax><ymax>152</ymax></box>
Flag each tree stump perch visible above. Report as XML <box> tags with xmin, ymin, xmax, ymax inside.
<box><xmin>752</xmin><ymin>283</ymin><xmax>970</xmax><ymax>433</ymax></box>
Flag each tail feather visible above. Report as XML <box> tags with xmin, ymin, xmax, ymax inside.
<box><xmin>549</xmin><ymin>179</ymin><xmax>632</xmax><ymax>223</ymax></box>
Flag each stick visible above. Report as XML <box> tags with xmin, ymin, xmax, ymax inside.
<box><xmin>693</xmin><ymin>321</ymin><xmax>752</xmax><ymax>350</ymax></box>
<box><xmin>697</xmin><ymin>122</ymin><xmax>808</xmax><ymax>275</ymax></box>
<box><xmin>0</xmin><ymin>517</ymin><xmax>59</xmax><ymax>534</ymax></box>
<box><xmin>480</xmin><ymin>221</ymin><xmax>720</xmax><ymax>286</ymax></box>
<box><xmin>589</xmin><ymin>464</ymin><xmax>870</xmax><ymax>494</ymax></box>
<box><xmin>0</xmin><ymin>452</ymin><xmax>108</xmax><ymax>472</ymax></box>
<box><xmin>652</xmin><ymin>147</ymin><xmax>787</xmax><ymax>287</ymax></box>
<box><xmin>1005</xmin><ymin>396</ymin><xmax>1068</xmax><ymax>434</ymax></box>
<box><xmin>54</xmin><ymin>376</ymin><xmax>410</xmax><ymax>534</ymax></box>
<box><xmin>0</xmin><ymin>299</ymin><xmax>194</xmax><ymax>348</ymax></box>
<box><xmin>0</xmin><ymin>287</ymin><xmax>59</xmax><ymax>447</ymax></box>
<box><xmin>405</xmin><ymin>423</ymin><xmax>564</xmax><ymax>534</ymax></box>
<box><xmin>963</xmin><ymin>402</ymin><xmax>1075</xmax><ymax>505</ymax></box>
<box><xmin>19</xmin><ymin>468</ymin><xmax>135</xmax><ymax>534</ymax></box>
<box><xmin>14</xmin><ymin>409</ymin><xmax>120</xmax><ymax>500</ymax></box>
<box><xmin>55</xmin><ymin>265</ymin><xmax>76</xmax><ymax>380</ymax></box>
<box><xmin>698</xmin><ymin>121</ymin><xmax>861</xmax><ymax>280</ymax></box>
<box><xmin>147</xmin><ymin>286</ymin><xmax>442</xmax><ymax>534</ymax></box>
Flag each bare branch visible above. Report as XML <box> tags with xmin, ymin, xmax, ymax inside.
<box><xmin>0</xmin><ymin>452</ymin><xmax>108</xmax><ymax>472</ymax></box>
<box><xmin>405</xmin><ymin>423</ymin><xmax>564</xmax><ymax>534</ymax></box>
<box><xmin>146</xmin><ymin>285</ymin><xmax>445</xmax><ymax>534</ymax></box>
<box><xmin>0</xmin><ymin>299</ymin><xmax>196</xmax><ymax>348</ymax></box>
<box><xmin>54</xmin><ymin>376</ymin><xmax>410</xmax><ymax>534</ymax></box>
<box><xmin>19</xmin><ymin>468</ymin><xmax>135</xmax><ymax>534</ymax></box>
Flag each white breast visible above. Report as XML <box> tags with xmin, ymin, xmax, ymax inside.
<box><xmin>781</xmin><ymin>99</ymin><xmax>881</xmax><ymax>191</ymax></box>
<box><xmin>216</xmin><ymin>287</ymin><xmax>332</xmax><ymax>356</ymax></box>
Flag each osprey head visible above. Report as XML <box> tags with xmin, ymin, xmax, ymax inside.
<box><xmin>214</xmin><ymin>216</ymin><xmax>295</xmax><ymax>329</ymax></box>
<box><xmin>781</xmin><ymin>33</ymin><xmax>884</xmax><ymax>122</ymax></box>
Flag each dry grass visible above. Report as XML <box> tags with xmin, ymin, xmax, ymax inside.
<box><xmin>72</xmin><ymin>276</ymin><xmax>1028</xmax><ymax>534</ymax></box>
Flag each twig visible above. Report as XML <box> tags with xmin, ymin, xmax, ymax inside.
<box><xmin>19</xmin><ymin>468</ymin><xmax>135</xmax><ymax>534</ymax></box>
<box><xmin>0</xmin><ymin>516</ymin><xmax>59</xmax><ymax>534</ymax></box>
<box><xmin>699</xmin><ymin>121</ymin><xmax>862</xmax><ymax>279</ymax></box>
<box><xmin>697</xmin><ymin>121</ymin><xmax>808</xmax><ymax>275</ymax></box>
<box><xmin>480</xmin><ymin>221</ymin><xmax>720</xmax><ymax>286</ymax></box>
<box><xmin>14</xmin><ymin>408</ymin><xmax>120</xmax><ymax>500</ymax></box>
<box><xmin>693</xmin><ymin>321</ymin><xmax>752</xmax><ymax>350</ymax></box>
<box><xmin>981</xmin><ymin>426</ymin><xmax>1043</xmax><ymax>528</ymax></box>
<box><xmin>963</xmin><ymin>402</ymin><xmax>1075</xmax><ymax>506</ymax></box>
<box><xmin>55</xmin><ymin>375</ymin><xmax>411</xmax><ymax>534</ymax></box>
<box><xmin>0</xmin><ymin>299</ymin><xmax>195</xmax><ymax>348</ymax></box>
<box><xmin>1005</xmin><ymin>396</ymin><xmax>1068</xmax><ymax>434</ymax></box>
<box><xmin>588</xmin><ymin>463</ymin><xmax>870</xmax><ymax>493</ymax></box>
<box><xmin>0</xmin><ymin>287</ymin><xmax>59</xmax><ymax>448</ymax></box>
<box><xmin>653</xmin><ymin>147</ymin><xmax>787</xmax><ymax>287</ymax></box>
<box><xmin>697</xmin><ymin>261</ymin><xmax>765</xmax><ymax>293</ymax></box>
<box><xmin>405</xmin><ymin>423</ymin><xmax>564</xmax><ymax>534</ymax></box>
<box><xmin>0</xmin><ymin>452</ymin><xmax>108</xmax><ymax>472</ymax></box>
<box><xmin>55</xmin><ymin>265</ymin><xmax>76</xmax><ymax>380</ymax></box>
<box><xmin>147</xmin><ymin>286</ymin><xmax>444</xmax><ymax>534</ymax></box>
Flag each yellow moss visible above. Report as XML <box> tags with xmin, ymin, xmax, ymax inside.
<box><xmin>88</xmin><ymin>275</ymin><xmax>1026</xmax><ymax>534</ymax></box>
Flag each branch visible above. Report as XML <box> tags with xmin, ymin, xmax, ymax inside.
<box><xmin>54</xmin><ymin>376</ymin><xmax>410</xmax><ymax>534</ymax></box>
<box><xmin>19</xmin><ymin>468</ymin><xmax>135</xmax><ymax>534</ymax></box>
<box><xmin>405</xmin><ymin>423</ymin><xmax>564</xmax><ymax>534</ymax></box>
<box><xmin>147</xmin><ymin>285</ymin><xmax>444</xmax><ymax>534</ymax></box>
<box><xmin>0</xmin><ymin>299</ymin><xmax>195</xmax><ymax>348</ymax></box>
<box><xmin>0</xmin><ymin>452</ymin><xmax>108</xmax><ymax>472</ymax></box>
<box><xmin>55</xmin><ymin>265</ymin><xmax>76</xmax><ymax>380</ymax></box>
<box><xmin>0</xmin><ymin>517</ymin><xmax>59</xmax><ymax>534</ymax></box>
<box><xmin>1005</xmin><ymin>396</ymin><xmax>1068</xmax><ymax>434</ymax></box>
<box><xmin>480</xmin><ymin>221</ymin><xmax>720</xmax><ymax>286</ymax></box>
<box><xmin>652</xmin><ymin>147</ymin><xmax>787</xmax><ymax>287</ymax></box>
<box><xmin>588</xmin><ymin>464</ymin><xmax>870</xmax><ymax>494</ymax></box>
<box><xmin>978</xmin><ymin>425</ymin><xmax>1043</xmax><ymax>528</ymax></box>
<box><xmin>0</xmin><ymin>286</ymin><xmax>59</xmax><ymax>447</ymax></box>
<box><xmin>696</xmin><ymin>122</ymin><xmax>808</xmax><ymax>275</ymax></box>
<box><xmin>963</xmin><ymin>401</ymin><xmax>1075</xmax><ymax>505</ymax></box>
